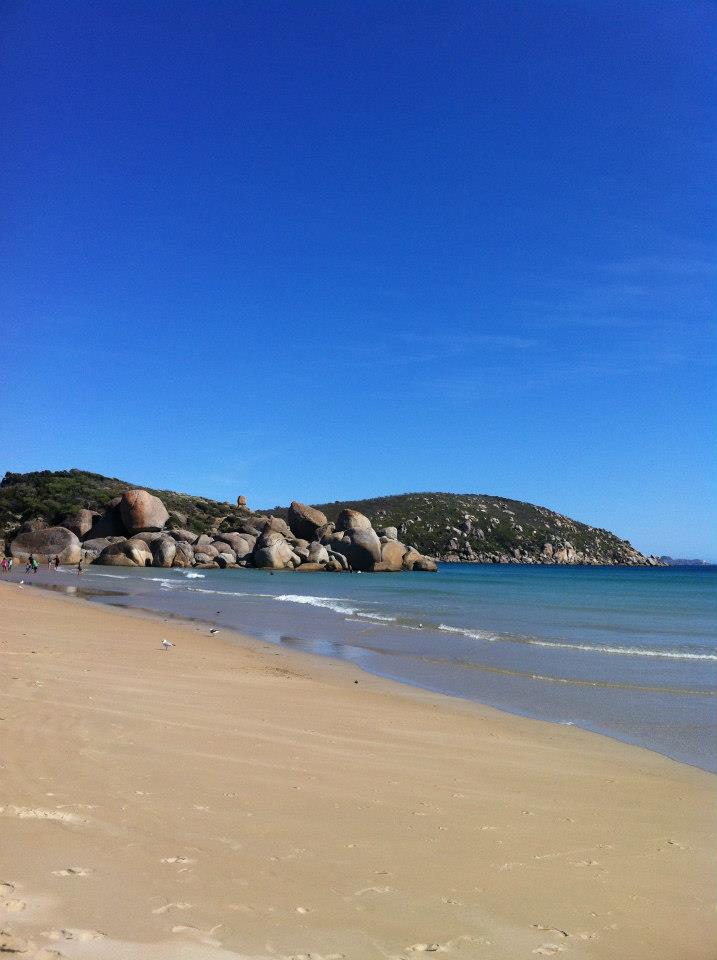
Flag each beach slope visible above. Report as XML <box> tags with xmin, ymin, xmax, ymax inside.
<box><xmin>0</xmin><ymin>583</ymin><xmax>714</xmax><ymax>959</ymax></box>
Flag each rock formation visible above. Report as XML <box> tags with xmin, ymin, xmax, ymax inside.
<box><xmin>119</xmin><ymin>490</ymin><xmax>170</xmax><ymax>535</ymax></box>
<box><xmin>287</xmin><ymin>501</ymin><xmax>329</xmax><ymax>541</ymax></box>
<box><xmin>10</xmin><ymin>527</ymin><xmax>81</xmax><ymax>564</ymax></box>
<box><xmin>96</xmin><ymin>539</ymin><xmax>153</xmax><ymax>567</ymax></box>
<box><xmin>1</xmin><ymin>470</ymin><xmax>662</xmax><ymax>570</ymax></box>
<box><xmin>7</xmin><ymin>487</ymin><xmax>435</xmax><ymax>573</ymax></box>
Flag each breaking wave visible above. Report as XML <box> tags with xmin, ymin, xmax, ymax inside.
<box><xmin>273</xmin><ymin>594</ymin><xmax>359</xmax><ymax>616</ymax></box>
<box><xmin>438</xmin><ymin>623</ymin><xmax>717</xmax><ymax>661</ymax></box>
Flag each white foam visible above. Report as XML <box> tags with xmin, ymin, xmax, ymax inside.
<box><xmin>527</xmin><ymin>638</ymin><xmax>717</xmax><ymax>661</ymax></box>
<box><xmin>438</xmin><ymin>623</ymin><xmax>717</xmax><ymax>662</ymax></box>
<box><xmin>273</xmin><ymin>594</ymin><xmax>359</xmax><ymax>616</ymax></box>
<box><xmin>187</xmin><ymin>587</ymin><xmax>273</xmax><ymax>598</ymax></box>
<box><xmin>438</xmin><ymin>623</ymin><xmax>499</xmax><ymax>642</ymax></box>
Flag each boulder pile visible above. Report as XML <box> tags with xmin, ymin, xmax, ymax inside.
<box><xmin>8</xmin><ymin>491</ymin><xmax>437</xmax><ymax>572</ymax></box>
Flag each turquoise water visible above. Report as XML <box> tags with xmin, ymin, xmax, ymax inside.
<box><xmin>20</xmin><ymin>563</ymin><xmax>717</xmax><ymax>771</ymax></box>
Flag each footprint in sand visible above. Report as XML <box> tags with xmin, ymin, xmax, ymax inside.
<box><xmin>408</xmin><ymin>944</ymin><xmax>442</xmax><ymax>953</ymax></box>
<box><xmin>532</xmin><ymin>925</ymin><xmax>568</xmax><ymax>938</ymax></box>
<box><xmin>0</xmin><ymin>898</ymin><xmax>26</xmax><ymax>912</ymax></box>
<box><xmin>0</xmin><ymin>929</ymin><xmax>64</xmax><ymax>959</ymax></box>
<box><xmin>161</xmin><ymin>857</ymin><xmax>196</xmax><ymax>864</ymax></box>
<box><xmin>533</xmin><ymin>945</ymin><xmax>566</xmax><ymax>956</ymax></box>
<box><xmin>152</xmin><ymin>902</ymin><xmax>193</xmax><ymax>914</ymax></box>
<box><xmin>44</xmin><ymin>928</ymin><xmax>105</xmax><ymax>942</ymax></box>
<box><xmin>52</xmin><ymin>867</ymin><xmax>91</xmax><ymax>878</ymax></box>
<box><xmin>289</xmin><ymin>955</ymin><xmax>345</xmax><ymax>960</ymax></box>
<box><xmin>0</xmin><ymin>805</ymin><xmax>85</xmax><ymax>824</ymax></box>
<box><xmin>0</xmin><ymin>880</ymin><xmax>25</xmax><ymax>911</ymax></box>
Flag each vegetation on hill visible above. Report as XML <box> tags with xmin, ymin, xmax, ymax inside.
<box><xmin>0</xmin><ymin>470</ymin><xmax>660</xmax><ymax>565</ymax></box>
<box><xmin>0</xmin><ymin>469</ymin><xmax>245</xmax><ymax>539</ymax></box>
<box><xmin>271</xmin><ymin>493</ymin><xmax>657</xmax><ymax>565</ymax></box>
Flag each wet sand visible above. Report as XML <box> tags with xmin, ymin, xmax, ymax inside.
<box><xmin>1</xmin><ymin>581</ymin><xmax>715</xmax><ymax>959</ymax></box>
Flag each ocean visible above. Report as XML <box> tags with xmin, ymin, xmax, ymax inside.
<box><xmin>18</xmin><ymin>562</ymin><xmax>717</xmax><ymax>772</ymax></box>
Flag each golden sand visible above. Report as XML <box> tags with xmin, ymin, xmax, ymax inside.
<box><xmin>0</xmin><ymin>582</ymin><xmax>715</xmax><ymax>959</ymax></box>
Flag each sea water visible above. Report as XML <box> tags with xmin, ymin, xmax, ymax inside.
<box><xmin>26</xmin><ymin>563</ymin><xmax>717</xmax><ymax>771</ymax></box>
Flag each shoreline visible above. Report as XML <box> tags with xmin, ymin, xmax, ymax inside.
<box><xmin>10</xmin><ymin>566</ymin><xmax>717</xmax><ymax>775</ymax></box>
<box><xmin>1</xmin><ymin>580</ymin><xmax>715</xmax><ymax>959</ymax></box>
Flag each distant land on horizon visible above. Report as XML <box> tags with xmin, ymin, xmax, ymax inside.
<box><xmin>0</xmin><ymin>469</ymin><xmax>663</xmax><ymax>567</ymax></box>
<box><xmin>659</xmin><ymin>556</ymin><xmax>711</xmax><ymax>567</ymax></box>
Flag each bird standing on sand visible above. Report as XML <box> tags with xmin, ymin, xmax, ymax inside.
<box><xmin>209</xmin><ymin>628</ymin><xmax>219</xmax><ymax>635</ymax></box>
<box><xmin>161</xmin><ymin>638</ymin><xmax>175</xmax><ymax>651</ymax></box>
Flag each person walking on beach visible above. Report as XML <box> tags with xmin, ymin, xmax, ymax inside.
<box><xmin>77</xmin><ymin>557</ymin><xmax>83</xmax><ymax>576</ymax></box>
<box><xmin>54</xmin><ymin>555</ymin><xmax>60</xmax><ymax>570</ymax></box>
<box><xmin>7</xmin><ymin>556</ymin><xmax>13</xmax><ymax>573</ymax></box>
<box><xmin>1</xmin><ymin>557</ymin><xmax>8</xmax><ymax>574</ymax></box>
<box><xmin>27</xmin><ymin>554</ymin><xmax>39</xmax><ymax>574</ymax></box>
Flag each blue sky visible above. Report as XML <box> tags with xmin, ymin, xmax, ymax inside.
<box><xmin>1</xmin><ymin>1</ymin><xmax>714</xmax><ymax>558</ymax></box>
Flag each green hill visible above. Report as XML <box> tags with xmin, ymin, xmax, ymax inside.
<box><xmin>0</xmin><ymin>469</ymin><xmax>246</xmax><ymax>539</ymax></box>
<box><xmin>271</xmin><ymin>492</ymin><xmax>660</xmax><ymax>565</ymax></box>
<box><xmin>0</xmin><ymin>470</ymin><xmax>660</xmax><ymax>565</ymax></box>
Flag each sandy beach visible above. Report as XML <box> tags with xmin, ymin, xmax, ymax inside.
<box><xmin>0</xmin><ymin>581</ymin><xmax>715</xmax><ymax>960</ymax></box>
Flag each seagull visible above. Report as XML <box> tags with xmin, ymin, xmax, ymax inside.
<box><xmin>161</xmin><ymin>638</ymin><xmax>175</xmax><ymax>651</ymax></box>
<box><xmin>209</xmin><ymin>628</ymin><xmax>219</xmax><ymax>635</ymax></box>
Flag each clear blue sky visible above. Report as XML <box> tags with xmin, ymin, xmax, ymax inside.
<box><xmin>1</xmin><ymin>1</ymin><xmax>714</xmax><ymax>559</ymax></box>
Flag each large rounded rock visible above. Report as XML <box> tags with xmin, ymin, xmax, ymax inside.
<box><xmin>252</xmin><ymin>529</ymin><xmax>295</xmax><ymax>569</ymax></box>
<box><xmin>402</xmin><ymin>547</ymin><xmax>422</xmax><ymax>571</ymax></box>
<box><xmin>336</xmin><ymin>528</ymin><xmax>381</xmax><ymax>571</ymax></box>
<box><xmin>380</xmin><ymin>539</ymin><xmax>406</xmax><ymax>571</ymax></box>
<box><xmin>216</xmin><ymin>550</ymin><xmax>237</xmax><ymax>568</ymax></box>
<box><xmin>10</xmin><ymin>527</ymin><xmax>82</xmax><ymax>564</ymax></box>
<box><xmin>96</xmin><ymin>538</ymin><xmax>153</xmax><ymax>567</ymax></box>
<box><xmin>287</xmin><ymin>501</ymin><xmax>329</xmax><ymax>540</ymax></box>
<box><xmin>295</xmin><ymin>562</ymin><xmax>325</xmax><ymax>572</ymax></box>
<box><xmin>151</xmin><ymin>536</ymin><xmax>177</xmax><ymax>568</ymax></box>
<box><xmin>172</xmin><ymin>542</ymin><xmax>195</xmax><ymax>567</ymax></box>
<box><xmin>62</xmin><ymin>509</ymin><xmax>101</xmax><ymax>539</ymax></box>
<box><xmin>413</xmin><ymin>556</ymin><xmax>438</xmax><ymax>572</ymax></box>
<box><xmin>193</xmin><ymin>542</ymin><xmax>218</xmax><ymax>558</ymax></box>
<box><xmin>378</xmin><ymin>526</ymin><xmax>399</xmax><ymax>541</ymax></box>
<box><xmin>193</xmin><ymin>552</ymin><xmax>215</xmax><ymax>565</ymax></box>
<box><xmin>262</xmin><ymin>516</ymin><xmax>293</xmax><ymax>538</ymax></box>
<box><xmin>131</xmin><ymin>531</ymin><xmax>166</xmax><ymax>544</ymax></box>
<box><xmin>169</xmin><ymin>529</ymin><xmax>198</xmax><ymax>544</ymax></box>
<box><xmin>336</xmin><ymin>508</ymin><xmax>373</xmax><ymax>532</ymax></box>
<box><xmin>214</xmin><ymin>532</ymin><xmax>256</xmax><ymax>559</ymax></box>
<box><xmin>308</xmin><ymin>542</ymin><xmax>330</xmax><ymax>565</ymax></box>
<box><xmin>82</xmin><ymin>536</ymin><xmax>125</xmax><ymax>553</ymax></box>
<box><xmin>119</xmin><ymin>490</ymin><xmax>169</xmax><ymax>535</ymax></box>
